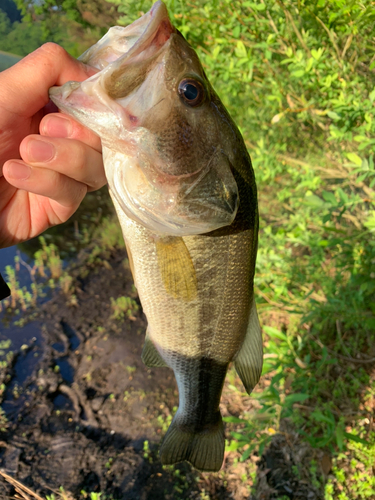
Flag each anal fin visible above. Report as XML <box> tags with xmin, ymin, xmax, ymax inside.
<box><xmin>234</xmin><ymin>298</ymin><xmax>263</xmax><ymax>394</ymax></box>
<box><xmin>141</xmin><ymin>330</ymin><xmax>168</xmax><ymax>368</ymax></box>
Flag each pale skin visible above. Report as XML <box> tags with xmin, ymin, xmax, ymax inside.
<box><xmin>0</xmin><ymin>43</ymin><xmax>106</xmax><ymax>249</ymax></box>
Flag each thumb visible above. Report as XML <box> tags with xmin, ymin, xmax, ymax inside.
<box><xmin>0</xmin><ymin>43</ymin><xmax>98</xmax><ymax>117</ymax></box>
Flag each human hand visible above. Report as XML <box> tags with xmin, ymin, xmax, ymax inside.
<box><xmin>0</xmin><ymin>43</ymin><xmax>106</xmax><ymax>249</ymax></box>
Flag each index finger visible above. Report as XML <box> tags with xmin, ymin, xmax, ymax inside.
<box><xmin>0</xmin><ymin>43</ymin><xmax>98</xmax><ymax>117</ymax></box>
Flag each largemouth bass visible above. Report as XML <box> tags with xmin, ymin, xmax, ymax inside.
<box><xmin>49</xmin><ymin>0</ymin><xmax>262</xmax><ymax>472</ymax></box>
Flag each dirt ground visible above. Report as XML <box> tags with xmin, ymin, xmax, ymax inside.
<box><xmin>0</xmin><ymin>246</ymin><xmax>326</xmax><ymax>500</ymax></box>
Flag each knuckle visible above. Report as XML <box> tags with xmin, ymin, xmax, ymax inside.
<box><xmin>73</xmin><ymin>141</ymin><xmax>88</xmax><ymax>170</ymax></box>
<box><xmin>59</xmin><ymin>175</ymin><xmax>87</xmax><ymax>210</ymax></box>
<box><xmin>38</xmin><ymin>42</ymin><xmax>67</xmax><ymax>60</ymax></box>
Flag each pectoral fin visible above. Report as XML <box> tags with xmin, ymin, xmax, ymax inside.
<box><xmin>141</xmin><ymin>330</ymin><xmax>168</xmax><ymax>368</ymax></box>
<box><xmin>155</xmin><ymin>237</ymin><xmax>197</xmax><ymax>302</ymax></box>
<box><xmin>234</xmin><ymin>299</ymin><xmax>263</xmax><ymax>394</ymax></box>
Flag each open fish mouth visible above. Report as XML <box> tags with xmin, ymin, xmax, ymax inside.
<box><xmin>49</xmin><ymin>1</ymin><xmax>175</xmax><ymax>133</ymax></box>
<box><xmin>49</xmin><ymin>1</ymin><xmax>239</xmax><ymax>236</ymax></box>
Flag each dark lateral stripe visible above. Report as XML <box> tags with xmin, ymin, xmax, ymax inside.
<box><xmin>0</xmin><ymin>273</ymin><xmax>10</xmax><ymax>301</ymax></box>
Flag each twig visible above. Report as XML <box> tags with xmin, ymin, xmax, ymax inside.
<box><xmin>333</xmin><ymin>352</ymin><xmax>375</xmax><ymax>365</ymax></box>
<box><xmin>341</xmin><ymin>33</ymin><xmax>353</xmax><ymax>59</ymax></box>
<box><xmin>312</xmin><ymin>334</ymin><xmax>375</xmax><ymax>364</ymax></box>
<box><xmin>336</xmin><ymin>320</ymin><xmax>353</xmax><ymax>358</ymax></box>
<box><xmin>16</xmin><ymin>251</ymin><xmax>36</xmax><ymax>284</ymax></box>
<box><xmin>277</xmin><ymin>2</ymin><xmax>311</xmax><ymax>56</ymax></box>
<box><xmin>0</xmin><ymin>471</ymin><xmax>44</xmax><ymax>500</ymax></box>
<box><xmin>313</xmin><ymin>14</ymin><xmax>341</xmax><ymax>64</ymax></box>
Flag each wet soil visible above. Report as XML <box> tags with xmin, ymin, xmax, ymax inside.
<box><xmin>0</xmin><ymin>245</ymin><xmax>326</xmax><ymax>500</ymax></box>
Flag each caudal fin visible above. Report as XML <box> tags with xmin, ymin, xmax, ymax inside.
<box><xmin>159</xmin><ymin>415</ymin><xmax>225</xmax><ymax>472</ymax></box>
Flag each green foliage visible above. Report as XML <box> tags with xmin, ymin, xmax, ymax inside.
<box><xmin>92</xmin><ymin>216</ymin><xmax>125</xmax><ymax>250</ymax></box>
<box><xmin>110</xmin><ymin>295</ymin><xmax>139</xmax><ymax>321</ymax></box>
<box><xmin>325</xmin><ymin>436</ymin><xmax>375</xmax><ymax>499</ymax></box>
<box><xmin>0</xmin><ymin>1</ymin><xmax>104</xmax><ymax>58</ymax></box>
<box><xmin>0</xmin><ymin>236</ymin><xmax>79</xmax><ymax>315</ymax></box>
<box><xmin>14</xmin><ymin>0</ymin><xmax>118</xmax><ymax>56</ymax></box>
<box><xmin>0</xmin><ymin>9</ymin><xmax>45</xmax><ymax>56</ymax></box>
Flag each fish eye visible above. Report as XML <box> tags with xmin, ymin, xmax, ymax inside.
<box><xmin>178</xmin><ymin>78</ymin><xmax>205</xmax><ymax>107</ymax></box>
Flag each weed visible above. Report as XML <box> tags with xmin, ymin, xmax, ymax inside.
<box><xmin>157</xmin><ymin>406</ymin><xmax>177</xmax><ymax>433</ymax></box>
<box><xmin>110</xmin><ymin>296</ymin><xmax>139</xmax><ymax>321</ymax></box>
<box><xmin>143</xmin><ymin>439</ymin><xmax>153</xmax><ymax>463</ymax></box>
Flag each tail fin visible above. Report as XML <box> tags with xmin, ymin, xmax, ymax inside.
<box><xmin>159</xmin><ymin>414</ymin><xmax>225</xmax><ymax>472</ymax></box>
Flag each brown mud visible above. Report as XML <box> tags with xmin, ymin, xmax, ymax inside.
<box><xmin>0</xmin><ymin>245</ymin><xmax>325</xmax><ymax>500</ymax></box>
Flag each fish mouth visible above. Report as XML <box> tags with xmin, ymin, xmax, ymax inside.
<box><xmin>49</xmin><ymin>0</ymin><xmax>175</xmax><ymax>132</ymax></box>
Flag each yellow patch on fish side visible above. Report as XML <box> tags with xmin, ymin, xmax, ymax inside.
<box><xmin>155</xmin><ymin>237</ymin><xmax>197</xmax><ymax>301</ymax></box>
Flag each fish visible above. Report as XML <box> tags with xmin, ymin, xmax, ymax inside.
<box><xmin>49</xmin><ymin>0</ymin><xmax>263</xmax><ymax>472</ymax></box>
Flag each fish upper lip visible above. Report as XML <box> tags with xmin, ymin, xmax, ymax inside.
<box><xmin>49</xmin><ymin>1</ymin><xmax>175</xmax><ymax>129</ymax></box>
<box><xmin>115</xmin><ymin>1</ymin><xmax>174</xmax><ymax>65</ymax></box>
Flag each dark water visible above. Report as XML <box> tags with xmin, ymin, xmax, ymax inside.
<box><xmin>0</xmin><ymin>188</ymin><xmax>113</xmax><ymax>415</ymax></box>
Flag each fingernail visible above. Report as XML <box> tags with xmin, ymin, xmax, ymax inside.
<box><xmin>6</xmin><ymin>161</ymin><xmax>31</xmax><ymax>180</ymax></box>
<box><xmin>43</xmin><ymin>115</ymin><xmax>72</xmax><ymax>138</ymax></box>
<box><xmin>27</xmin><ymin>140</ymin><xmax>55</xmax><ymax>162</ymax></box>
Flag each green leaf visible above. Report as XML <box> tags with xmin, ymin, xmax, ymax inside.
<box><xmin>231</xmin><ymin>432</ymin><xmax>248</xmax><ymax>441</ymax></box>
<box><xmin>327</xmin><ymin>111</ymin><xmax>340</xmax><ymax>121</ymax></box>
<box><xmin>346</xmin><ymin>152</ymin><xmax>362</xmax><ymax>166</ymax></box>
<box><xmin>284</xmin><ymin>393</ymin><xmax>310</xmax><ymax>405</ymax></box>
<box><xmin>212</xmin><ymin>45</ymin><xmax>221</xmax><ymax>59</ymax></box>
<box><xmin>344</xmin><ymin>432</ymin><xmax>369</xmax><ymax>445</ymax></box>
<box><xmin>312</xmin><ymin>410</ymin><xmax>335</xmax><ymax>425</ymax></box>
<box><xmin>232</xmin><ymin>26</ymin><xmax>240</xmax><ymax>39</ymax></box>
<box><xmin>335</xmin><ymin>423</ymin><xmax>344</xmax><ymax>450</ymax></box>
<box><xmin>223</xmin><ymin>416</ymin><xmax>245</xmax><ymax>424</ymax></box>
<box><xmin>322</xmin><ymin>191</ymin><xmax>337</xmax><ymax>205</ymax></box>
<box><xmin>291</xmin><ymin>70</ymin><xmax>304</xmax><ymax>78</ymax></box>
<box><xmin>240</xmin><ymin>446</ymin><xmax>252</xmax><ymax>461</ymax></box>
<box><xmin>311</xmin><ymin>48</ymin><xmax>323</xmax><ymax>60</ymax></box>
<box><xmin>263</xmin><ymin>326</ymin><xmax>288</xmax><ymax>341</ymax></box>
<box><xmin>235</xmin><ymin>40</ymin><xmax>247</xmax><ymax>58</ymax></box>
<box><xmin>304</xmin><ymin>195</ymin><xmax>325</xmax><ymax>207</ymax></box>
<box><xmin>305</xmin><ymin>57</ymin><xmax>313</xmax><ymax>72</ymax></box>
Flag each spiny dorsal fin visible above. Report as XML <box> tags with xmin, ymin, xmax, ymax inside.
<box><xmin>234</xmin><ymin>298</ymin><xmax>263</xmax><ymax>394</ymax></box>
<box><xmin>141</xmin><ymin>330</ymin><xmax>168</xmax><ymax>368</ymax></box>
<box><xmin>155</xmin><ymin>237</ymin><xmax>197</xmax><ymax>302</ymax></box>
